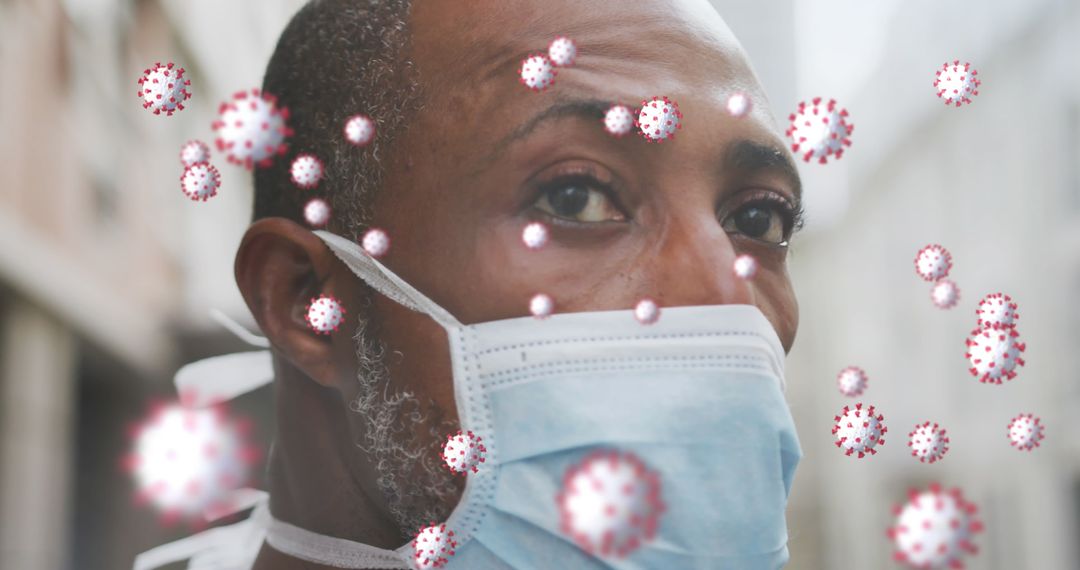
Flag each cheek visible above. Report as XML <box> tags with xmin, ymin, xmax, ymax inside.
<box><xmin>752</xmin><ymin>265</ymin><xmax>799</xmax><ymax>353</ymax></box>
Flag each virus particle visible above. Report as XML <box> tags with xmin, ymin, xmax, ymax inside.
<box><xmin>964</xmin><ymin>324</ymin><xmax>1026</xmax><ymax>384</ymax></box>
<box><xmin>137</xmin><ymin>62</ymin><xmax>191</xmax><ymax>116</ymax></box>
<box><xmin>634</xmin><ymin>298</ymin><xmax>660</xmax><ymax>325</ymax></box>
<box><xmin>521</xmin><ymin>221</ymin><xmax>549</xmax><ymax>250</ymax></box>
<box><xmin>785</xmin><ymin>97</ymin><xmax>853</xmax><ymax>164</ymax></box>
<box><xmin>519</xmin><ymin>54</ymin><xmax>556</xmax><ymax>91</ymax></box>
<box><xmin>934</xmin><ymin>60</ymin><xmax>981</xmax><ymax>107</ymax></box>
<box><xmin>305</xmin><ymin>295</ymin><xmax>346</xmax><ymax>335</ymax></box>
<box><xmin>548</xmin><ymin>36</ymin><xmax>577</xmax><ymax>67</ymax></box>
<box><xmin>344</xmin><ymin>114</ymin><xmax>376</xmax><ymax>147</ymax></box>
<box><xmin>180</xmin><ymin>163</ymin><xmax>221</xmax><ymax>202</ymax></box>
<box><xmin>733</xmin><ymin>254</ymin><xmax>758</xmax><ymax>279</ymax></box>
<box><xmin>289</xmin><ymin>154</ymin><xmax>324</xmax><ymax>189</ymax></box>
<box><xmin>123</xmin><ymin>402</ymin><xmax>258</xmax><ymax>523</ymax></box>
<box><xmin>530</xmin><ymin>293</ymin><xmax>554</xmax><ymax>318</ymax></box>
<box><xmin>603</xmin><ymin>104</ymin><xmax>635</xmax><ymax>137</ymax></box>
<box><xmin>931</xmin><ymin>279</ymin><xmax>960</xmax><ymax>310</ymax></box>
<box><xmin>303</xmin><ymin>198</ymin><xmax>331</xmax><ymax>228</ymax></box>
<box><xmin>907</xmin><ymin>421</ymin><xmax>950</xmax><ymax>464</ymax></box>
<box><xmin>836</xmin><ymin>366</ymin><xmax>869</xmax><ymax>398</ymax></box>
<box><xmin>975</xmin><ymin>292</ymin><xmax>1019</xmax><ymax>328</ymax></box>
<box><xmin>887</xmin><ymin>483</ymin><xmax>982</xmax><ymax>569</ymax></box>
<box><xmin>636</xmin><ymin>96</ymin><xmax>682</xmax><ymax>143</ymax></box>
<box><xmin>362</xmin><ymin>228</ymin><xmax>390</xmax><ymax>258</ymax></box>
<box><xmin>914</xmin><ymin>244</ymin><xmax>953</xmax><ymax>282</ymax></box>
<box><xmin>726</xmin><ymin>92</ymin><xmax>752</xmax><ymax>118</ymax></box>
<box><xmin>180</xmin><ymin>140</ymin><xmax>210</xmax><ymax>168</ymax></box>
<box><xmin>412</xmin><ymin>522</ymin><xmax>457</xmax><ymax>569</ymax></box>
<box><xmin>557</xmin><ymin>450</ymin><xmax>665</xmax><ymax>558</ymax></box>
<box><xmin>1007</xmin><ymin>413</ymin><xmax>1045</xmax><ymax>451</ymax></box>
<box><xmin>441</xmin><ymin>430</ymin><xmax>487</xmax><ymax>474</ymax></box>
<box><xmin>212</xmin><ymin>88</ymin><xmax>293</xmax><ymax>169</ymax></box>
<box><xmin>832</xmin><ymin>402</ymin><xmax>887</xmax><ymax>458</ymax></box>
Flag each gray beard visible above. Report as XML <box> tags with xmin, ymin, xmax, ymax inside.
<box><xmin>348</xmin><ymin>311</ymin><xmax>460</xmax><ymax>540</ymax></box>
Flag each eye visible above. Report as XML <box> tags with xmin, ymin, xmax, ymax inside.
<box><xmin>532</xmin><ymin>176</ymin><xmax>626</xmax><ymax>223</ymax></box>
<box><xmin>720</xmin><ymin>198</ymin><xmax>795</xmax><ymax>246</ymax></box>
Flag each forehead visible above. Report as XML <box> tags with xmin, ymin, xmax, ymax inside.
<box><xmin>408</xmin><ymin>0</ymin><xmax>772</xmax><ymax>121</ymax></box>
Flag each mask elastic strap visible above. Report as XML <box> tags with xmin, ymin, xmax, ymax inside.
<box><xmin>314</xmin><ymin>230</ymin><xmax>464</xmax><ymax>331</ymax></box>
<box><xmin>265</xmin><ymin>514</ymin><xmax>411</xmax><ymax>569</ymax></box>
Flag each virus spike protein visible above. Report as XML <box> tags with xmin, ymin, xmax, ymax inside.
<box><xmin>212</xmin><ymin>89</ymin><xmax>293</xmax><ymax>170</ymax></box>
<box><xmin>138</xmin><ymin>62</ymin><xmax>191</xmax><ymax>116</ymax></box>
<box><xmin>964</xmin><ymin>324</ymin><xmax>1026</xmax><ymax>384</ymax></box>
<box><xmin>785</xmin><ymin>97</ymin><xmax>853</xmax><ymax>164</ymax></box>
<box><xmin>887</xmin><ymin>483</ymin><xmax>983</xmax><ymax>569</ymax></box>
<box><xmin>831</xmin><ymin>402</ymin><xmax>886</xmax><ymax>458</ymax></box>
<box><xmin>557</xmin><ymin>450</ymin><xmax>666</xmax><ymax>559</ymax></box>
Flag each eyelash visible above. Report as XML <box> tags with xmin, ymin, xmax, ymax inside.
<box><xmin>728</xmin><ymin>192</ymin><xmax>806</xmax><ymax>244</ymax></box>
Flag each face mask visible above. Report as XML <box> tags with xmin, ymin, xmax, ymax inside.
<box><xmin>135</xmin><ymin>229</ymin><xmax>803</xmax><ymax>570</ymax></box>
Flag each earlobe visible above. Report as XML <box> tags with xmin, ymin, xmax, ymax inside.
<box><xmin>234</xmin><ymin>217</ymin><xmax>345</xmax><ymax>388</ymax></box>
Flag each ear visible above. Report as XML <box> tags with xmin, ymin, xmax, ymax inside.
<box><xmin>234</xmin><ymin>217</ymin><xmax>348</xmax><ymax>388</ymax></box>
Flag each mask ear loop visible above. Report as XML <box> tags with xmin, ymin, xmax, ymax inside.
<box><xmin>314</xmin><ymin>230</ymin><xmax>464</xmax><ymax>331</ymax></box>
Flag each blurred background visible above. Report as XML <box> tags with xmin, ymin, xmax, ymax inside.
<box><xmin>0</xmin><ymin>0</ymin><xmax>1077</xmax><ymax>568</ymax></box>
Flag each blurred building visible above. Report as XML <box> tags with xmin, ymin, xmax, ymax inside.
<box><xmin>0</xmin><ymin>0</ymin><xmax>1076</xmax><ymax>569</ymax></box>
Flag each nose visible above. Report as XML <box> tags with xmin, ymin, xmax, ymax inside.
<box><xmin>643</xmin><ymin>210</ymin><xmax>755</xmax><ymax>308</ymax></box>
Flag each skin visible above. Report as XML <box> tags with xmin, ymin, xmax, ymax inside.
<box><xmin>235</xmin><ymin>0</ymin><xmax>802</xmax><ymax>567</ymax></box>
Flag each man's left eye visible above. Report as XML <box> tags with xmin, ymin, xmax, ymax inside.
<box><xmin>532</xmin><ymin>177</ymin><xmax>626</xmax><ymax>223</ymax></box>
<box><xmin>720</xmin><ymin>201</ymin><xmax>792</xmax><ymax>245</ymax></box>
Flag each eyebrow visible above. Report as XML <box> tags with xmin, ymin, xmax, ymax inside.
<box><xmin>473</xmin><ymin>97</ymin><xmax>803</xmax><ymax>204</ymax></box>
<box><xmin>726</xmin><ymin>140</ymin><xmax>803</xmax><ymax>204</ymax></box>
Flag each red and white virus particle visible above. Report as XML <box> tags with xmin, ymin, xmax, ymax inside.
<box><xmin>636</xmin><ymin>96</ymin><xmax>682</xmax><ymax>143</ymax></box>
<box><xmin>965</xmin><ymin>324</ymin><xmax>1026</xmax><ymax>384</ymax></box>
<box><xmin>548</xmin><ymin>36</ymin><xmax>577</xmax><ymax>67</ymax></box>
<box><xmin>726</xmin><ymin>92</ymin><xmax>752</xmax><ymax>118</ymax></box>
<box><xmin>832</xmin><ymin>402</ymin><xmax>887</xmax><ymax>458</ymax></box>
<box><xmin>344</xmin><ymin>114</ymin><xmax>376</xmax><ymax>147</ymax></box>
<box><xmin>530</xmin><ymin>293</ymin><xmax>554</xmax><ymax>319</ymax></box>
<box><xmin>441</xmin><ymin>430</ymin><xmax>487</xmax><ymax>475</ymax></box>
<box><xmin>1007</xmin><ymin>413</ymin><xmax>1045</xmax><ymax>451</ymax></box>
<box><xmin>123</xmin><ymin>402</ymin><xmax>258</xmax><ymax>523</ymax></box>
<box><xmin>603</xmin><ymin>104</ymin><xmax>635</xmax><ymax>137</ymax></box>
<box><xmin>785</xmin><ymin>97</ymin><xmax>853</xmax><ymax>164</ymax></box>
<box><xmin>634</xmin><ymin>298</ymin><xmax>660</xmax><ymax>325</ymax></box>
<box><xmin>836</xmin><ymin>366</ymin><xmax>869</xmax><ymax>398</ymax></box>
<box><xmin>362</xmin><ymin>227</ymin><xmax>390</xmax><ymax>258</ymax></box>
<box><xmin>558</xmin><ymin>450</ymin><xmax>665</xmax><ymax>559</ymax></box>
<box><xmin>934</xmin><ymin>60</ymin><xmax>981</xmax><ymax>108</ymax></box>
<box><xmin>180</xmin><ymin>140</ymin><xmax>210</xmax><ymax>168</ymax></box>
<box><xmin>412</xmin><ymin>522</ymin><xmax>457</xmax><ymax>569</ymax></box>
<box><xmin>914</xmin><ymin>244</ymin><xmax>953</xmax><ymax>282</ymax></box>
<box><xmin>137</xmin><ymin>62</ymin><xmax>191</xmax><ymax>116</ymax></box>
<box><xmin>733</xmin><ymin>254</ymin><xmax>758</xmax><ymax>280</ymax></box>
<box><xmin>305</xmin><ymin>295</ymin><xmax>346</xmax><ymax>335</ymax></box>
<box><xmin>289</xmin><ymin>154</ymin><xmax>324</xmax><ymax>189</ymax></box>
<box><xmin>212</xmin><ymin>89</ymin><xmax>293</xmax><ymax>169</ymax></box>
<box><xmin>931</xmin><ymin>279</ymin><xmax>960</xmax><ymax>310</ymax></box>
<box><xmin>519</xmin><ymin>54</ymin><xmax>556</xmax><ymax>91</ymax></box>
<box><xmin>521</xmin><ymin>221</ymin><xmax>549</xmax><ymax>250</ymax></box>
<box><xmin>907</xmin><ymin>421</ymin><xmax>950</xmax><ymax>464</ymax></box>
<box><xmin>975</xmin><ymin>292</ymin><xmax>1019</xmax><ymax>328</ymax></box>
<box><xmin>180</xmin><ymin>163</ymin><xmax>221</xmax><ymax>202</ymax></box>
<box><xmin>303</xmin><ymin>198</ymin><xmax>331</xmax><ymax>228</ymax></box>
<box><xmin>887</xmin><ymin>483</ymin><xmax>982</xmax><ymax>569</ymax></box>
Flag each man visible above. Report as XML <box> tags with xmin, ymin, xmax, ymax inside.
<box><xmin>145</xmin><ymin>0</ymin><xmax>805</xmax><ymax>567</ymax></box>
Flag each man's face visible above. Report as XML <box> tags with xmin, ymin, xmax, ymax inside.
<box><xmin>328</xmin><ymin>0</ymin><xmax>801</xmax><ymax>534</ymax></box>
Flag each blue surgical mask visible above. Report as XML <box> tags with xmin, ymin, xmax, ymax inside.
<box><xmin>134</xmin><ymin>230</ymin><xmax>803</xmax><ymax>570</ymax></box>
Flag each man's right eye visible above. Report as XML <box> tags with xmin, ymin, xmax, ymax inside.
<box><xmin>532</xmin><ymin>176</ymin><xmax>626</xmax><ymax>223</ymax></box>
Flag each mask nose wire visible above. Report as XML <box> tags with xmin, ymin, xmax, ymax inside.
<box><xmin>313</xmin><ymin>230</ymin><xmax>464</xmax><ymax>332</ymax></box>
